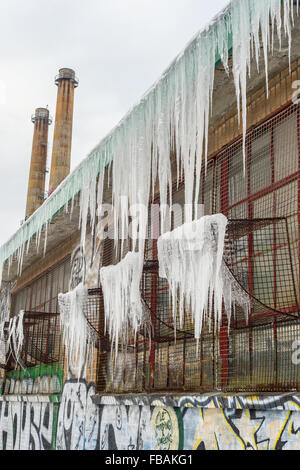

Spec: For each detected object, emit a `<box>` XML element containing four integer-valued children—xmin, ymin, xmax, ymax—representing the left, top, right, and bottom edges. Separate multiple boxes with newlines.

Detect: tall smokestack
<box><xmin>25</xmin><ymin>108</ymin><xmax>52</xmax><ymax>219</ymax></box>
<box><xmin>49</xmin><ymin>68</ymin><xmax>78</xmax><ymax>194</ymax></box>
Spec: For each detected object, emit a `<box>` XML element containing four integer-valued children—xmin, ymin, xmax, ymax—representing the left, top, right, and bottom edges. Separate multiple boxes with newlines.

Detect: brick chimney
<box><xmin>25</xmin><ymin>108</ymin><xmax>52</xmax><ymax>218</ymax></box>
<box><xmin>49</xmin><ymin>68</ymin><xmax>78</xmax><ymax>194</ymax></box>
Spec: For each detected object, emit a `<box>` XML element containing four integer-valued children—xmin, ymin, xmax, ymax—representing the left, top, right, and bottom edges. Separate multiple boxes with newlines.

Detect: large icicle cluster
<box><xmin>157</xmin><ymin>215</ymin><xmax>250</xmax><ymax>341</ymax></box>
<box><xmin>58</xmin><ymin>283</ymin><xmax>96</xmax><ymax>377</ymax></box>
<box><xmin>100</xmin><ymin>252</ymin><xmax>146</xmax><ymax>358</ymax></box>
<box><xmin>0</xmin><ymin>0</ymin><xmax>296</xmax><ymax>290</ymax></box>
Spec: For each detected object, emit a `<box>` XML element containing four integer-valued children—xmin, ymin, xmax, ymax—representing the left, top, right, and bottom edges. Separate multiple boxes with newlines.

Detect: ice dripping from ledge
<box><xmin>157</xmin><ymin>215</ymin><xmax>250</xmax><ymax>342</ymax></box>
<box><xmin>58</xmin><ymin>283</ymin><xmax>96</xmax><ymax>377</ymax></box>
<box><xmin>100</xmin><ymin>252</ymin><xmax>146</xmax><ymax>359</ymax></box>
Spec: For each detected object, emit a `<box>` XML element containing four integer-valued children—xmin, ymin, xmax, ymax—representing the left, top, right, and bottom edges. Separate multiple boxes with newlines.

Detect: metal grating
<box><xmin>1</xmin><ymin>312</ymin><xmax>64</xmax><ymax>372</ymax></box>
<box><xmin>3</xmin><ymin>103</ymin><xmax>298</xmax><ymax>395</ymax></box>
<box><xmin>224</xmin><ymin>217</ymin><xmax>299</xmax><ymax>327</ymax></box>
<box><xmin>12</xmin><ymin>257</ymin><xmax>71</xmax><ymax>316</ymax></box>
<box><xmin>93</xmin><ymin>103</ymin><xmax>300</xmax><ymax>394</ymax></box>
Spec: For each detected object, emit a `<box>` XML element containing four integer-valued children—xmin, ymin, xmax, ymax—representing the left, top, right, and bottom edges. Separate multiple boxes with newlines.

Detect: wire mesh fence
<box><xmin>3</xmin><ymin>103</ymin><xmax>300</xmax><ymax>395</ymax></box>
<box><xmin>89</xmin><ymin>211</ymin><xmax>300</xmax><ymax>394</ymax></box>
<box><xmin>91</xmin><ymin>103</ymin><xmax>300</xmax><ymax>394</ymax></box>
<box><xmin>1</xmin><ymin>312</ymin><xmax>64</xmax><ymax>373</ymax></box>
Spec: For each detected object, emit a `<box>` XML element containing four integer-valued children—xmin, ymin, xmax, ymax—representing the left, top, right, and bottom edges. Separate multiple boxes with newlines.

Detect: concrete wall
<box><xmin>1</xmin><ymin>379</ymin><xmax>300</xmax><ymax>450</ymax></box>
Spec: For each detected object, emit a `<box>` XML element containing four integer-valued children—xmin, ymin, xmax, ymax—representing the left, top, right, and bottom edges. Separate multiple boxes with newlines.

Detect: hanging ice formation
<box><xmin>8</xmin><ymin>311</ymin><xmax>25</xmax><ymax>367</ymax></box>
<box><xmin>58</xmin><ymin>283</ymin><xmax>96</xmax><ymax>377</ymax></box>
<box><xmin>0</xmin><ymin>311</ymin><xmax>25</xmax><ymax>368</ymax></box>
<box><xmin>0</xmin><ymin>321</ymin><xmax>6</xmax><ymax>365</ymax></box>
<box><xmin>0</xmin><ymin>282</ymin><xmax>14</xmax><ymax>324</ymax></box>
<box><xmin>100</xmin><ymin>252</ymin><xmax>149</xmax><ymax>359</ymax></box>
<box><xmin>157</xmin><ymin>215</ymin><xmax>250</xmax><ymax>341</ymax></box>
<box><xmin>0</xmin><ymin>0</ymin><xmax>296</xmax><ymax>293</ymax></box>
<box><xmin>222</xmin><ymin>264</ymin><xmax>251</xmax><ymax>327</ymax></box>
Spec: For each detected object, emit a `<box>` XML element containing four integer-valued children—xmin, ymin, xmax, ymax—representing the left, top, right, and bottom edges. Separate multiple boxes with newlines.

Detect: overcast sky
<box><xmin>0</xmin><ymin>0</ymin><xmax>229</xmax><ymax>247</ymax></box>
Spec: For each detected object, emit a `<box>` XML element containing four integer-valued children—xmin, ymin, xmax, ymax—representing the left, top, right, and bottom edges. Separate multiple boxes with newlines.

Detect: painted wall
<box><xmin>1</xmin><ymin>379</ymin><xmax>300</xmax><ymax>450</ymax></box>
<box><xmin>2</xmin><ymin>365</ymin><xmax>63</xmax><ymax>396</ymax></box>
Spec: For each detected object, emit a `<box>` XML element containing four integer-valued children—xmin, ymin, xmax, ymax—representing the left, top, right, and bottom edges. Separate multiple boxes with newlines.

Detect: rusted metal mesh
<box><xmin>4</xmin><ymin>104</ymin><xmax>300</xmax><ymax>394</ymax></box>
<box><xmin>1</xmin><ymin>312</ymin><xmax>64</xmax><ymax>372</ymax></box>
<box><xmin>93</xmin><ymin>104</ymin><xmax>300</xmax><ymax>394</ymax></box>
<box><xmin>90</xmin><ymin>216</ymin><xmax>299</xmax><ymax>393</ymax></box>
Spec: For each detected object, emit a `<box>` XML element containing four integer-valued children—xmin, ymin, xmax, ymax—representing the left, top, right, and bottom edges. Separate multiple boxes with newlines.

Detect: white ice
<box><xmin>158</xmin><ymin>215</ymin><xmax>250</xmax><ymax>342</ymax></box>
<box><xmin>1</xmin><ymin>310</ymin><xmax>25</xmax><ymax>369</ymax></box>
<box><xmin>100</xmin><ymin>252</ymin><xmax>145</xmax><ymax>359</ymax></box>
<box><xmin>58</xmin><ymin>283</ymin><xmax>95</xmax><ymax>377</ymax></box>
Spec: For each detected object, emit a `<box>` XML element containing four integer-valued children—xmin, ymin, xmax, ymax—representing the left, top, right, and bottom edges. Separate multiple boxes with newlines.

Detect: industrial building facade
<box><xmin>0</xmin><ymin>2</ymin><xmax>300</xmax><ymax>451</ymax></box>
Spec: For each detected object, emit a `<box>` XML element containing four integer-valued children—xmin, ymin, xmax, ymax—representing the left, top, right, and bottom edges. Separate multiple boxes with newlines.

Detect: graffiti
<box><xmin>93</xmin><ymin>392</ymin><xmax>300</xmax><ymax>411</ymax></box>
<box><xmin>55</xmin><ymin>380</ymin><xmax>177</xmax><ymax>450</ymax></box>
<box><xmin>70</xmin><ymin>228</ymin><xmax>104</xmax><ymax>293</ymax></box>
<box><xmin>99</xmin><ymin>404</ymin><xmax>153</xmax><ymax>450</ymax></box>
<box><xmin>3</xmin><ymin>365</ymin><xmax>63</xmax><ymax>396</ymax></box>
<box><xmin>176</xmin><ymin>394</ymin><xmax>300</xmax><ymax>411</ymax></box>
<box><xmin>152</xmin><ymin>407</ymin><xmax>179</xmax><ymax>450</ymax></box>
<box><xmin>181</xmin><ymin>406</ymin><xmax>300</xmax><ymax>451</ymax></box>
<box><xmin>0</xmin><ymin>400</ymin><xmax>56</xmax><ymax>450</ymax></box>
<box><xmin>56</xmin><ymin>380</ymin><xmax>99</xmax><ymax>450</ymax></box>
<box><xmin>1</xmin><ymin>377</ymin><xmax>300</xmax><ymax>449</ymax></box>
<box><xmin>69</xmin><ymin>246</ymin><xmax>86</xmax><ymax>291</ymax></box>
<box><xmin>54</xmin><ymin>382</ymin><xmax>300</xmax><ymax>450</ymax></box>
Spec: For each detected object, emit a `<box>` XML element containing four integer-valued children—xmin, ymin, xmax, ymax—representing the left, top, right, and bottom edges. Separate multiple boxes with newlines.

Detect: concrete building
<box><xmin>0</xmin><ymin>1</ymin><xmax>300</xmax><ymax>451</ymax></box>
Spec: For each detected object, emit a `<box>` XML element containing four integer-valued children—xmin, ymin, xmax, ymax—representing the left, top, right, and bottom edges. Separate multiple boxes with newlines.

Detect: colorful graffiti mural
<box><xmin>1</xmin><ymin>378</ymin><xmax>300</xmax><ymax>450</ymax></box>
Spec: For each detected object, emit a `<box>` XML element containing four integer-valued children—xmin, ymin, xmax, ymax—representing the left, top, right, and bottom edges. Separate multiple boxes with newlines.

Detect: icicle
<box><xmin>12</xmin><ymin>310</ymin><xmax>24</xmax><ymax>365</ymax></box>
<box><xmin>222</xmin><ymin>264</ymin><xmax>251</xmax><ymax>329</ymax></box>
<box><xmin>0</xmin><ymin>282</ymin><xmax>13</xmax><ymax>324</ymax></box>
<box><xmin>231</xmin><ymin>0</ymin><xmax>293</xmax><ymax>173</ymax></box>
<box><xmin>58</xmin><ymin>283</ymin><xmax>96</xmax><ymax>378</ymax></box>
<box><xmin>5</xmin><ymin>310</ymin><xmax>25</xmax><ymax>369</ymax></box>
<box><xmin>0</xmin><ymin>321</ymin><xmax>7</xmax><ymax>365</ymax></box>
<box><xmin>157</xmin><ymin>215</ymin><xmax>249</xmax><ymax>343</ymax></box>
<box><xmin>0</xmin><ymin>0</ymin><xmax>296</xmax><ymax>287</ymax></box>
<box><xmin>100</xmin><ymin>252</ymin><xmax>148</xmax><ymax>360</ymax></box>
<box><xmin>43</xmin><ymin>221</ymin><xmax>49</xmax><ymax>257</ymax></box>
